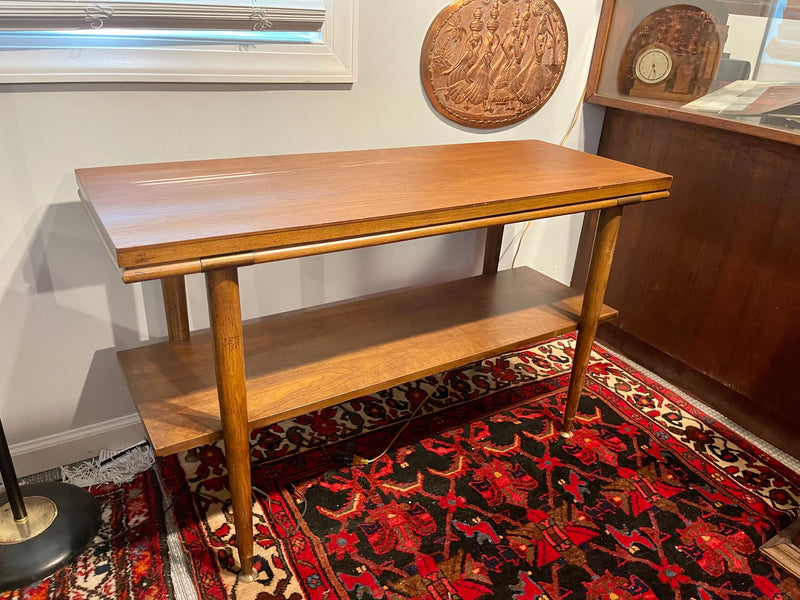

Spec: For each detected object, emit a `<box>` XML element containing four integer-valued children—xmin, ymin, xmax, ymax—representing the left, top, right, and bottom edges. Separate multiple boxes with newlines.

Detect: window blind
<box><xmin>0</xmin><ymin>0</ymin><xmax>326</xmax><ymax>32</ymax></box>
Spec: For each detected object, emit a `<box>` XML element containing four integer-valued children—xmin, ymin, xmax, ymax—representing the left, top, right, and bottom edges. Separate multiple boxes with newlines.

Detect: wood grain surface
<box><xmin>205</xmin><ymin>267</ymin><xmax>253</xmax><ymax>578</ymax></box>
<box><xmin>80</xmin><ymin>140</ymin><xmax>672</xmax><ymax>581</ymax></box>
<box><xmin>119</xmin><ymin>266</ymin><xmax>617</xmax><ymax>456</ymax></box>
<box><xmin>76</xmin><ymin>140</ymin><xmax>671</xmax><ymax>269</ymax></box>
<box><xmin>562</xmin><ymin>206</ymin><xmax>622</xmax><ymax>436</ymax></box>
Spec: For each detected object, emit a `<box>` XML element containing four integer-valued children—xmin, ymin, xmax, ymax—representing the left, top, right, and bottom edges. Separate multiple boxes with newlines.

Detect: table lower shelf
<box><xmin>118</xmin><ymin>266</ymin><xmax>617</xmax><ymax>456</ymax></box>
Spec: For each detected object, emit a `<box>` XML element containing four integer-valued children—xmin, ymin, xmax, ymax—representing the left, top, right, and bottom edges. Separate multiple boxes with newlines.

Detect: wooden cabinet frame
<box><xmin>585</xmin><ymin>0</ymin><xmax>800</xmax><ymax>147</ymax></box>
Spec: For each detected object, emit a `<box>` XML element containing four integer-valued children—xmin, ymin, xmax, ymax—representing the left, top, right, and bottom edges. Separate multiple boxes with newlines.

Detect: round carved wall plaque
<box><xmin>421</xmin><ymin>0</ymin><xmax>568</xmax><ymax>129</ymax></box>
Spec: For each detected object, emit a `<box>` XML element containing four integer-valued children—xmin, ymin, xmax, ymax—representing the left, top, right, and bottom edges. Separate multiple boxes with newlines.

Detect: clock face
<box><xmin>634</xmin><ymin>46</ymin><xmax>673</xmax><ymax>85</ymax></box>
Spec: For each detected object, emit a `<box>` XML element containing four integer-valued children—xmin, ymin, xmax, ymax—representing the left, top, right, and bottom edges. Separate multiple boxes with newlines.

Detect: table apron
<box><xmin>122</xmin><ymin>191</ymin><xmax>668</xmax><ymax>283</ymax></box>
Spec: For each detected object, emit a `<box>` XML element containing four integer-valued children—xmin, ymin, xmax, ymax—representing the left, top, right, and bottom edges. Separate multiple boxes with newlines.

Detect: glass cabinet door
<box><xmin>587</xmin><ymin>0</ymin><xmax>800</xmax><ymax>143</ymax></box>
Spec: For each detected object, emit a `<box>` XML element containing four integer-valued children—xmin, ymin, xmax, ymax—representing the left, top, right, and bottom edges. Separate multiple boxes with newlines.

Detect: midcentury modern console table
<box><xmin>76</xmin><ymin>140</ymin><xmax>671</xmax><ymax>580</ymax></box>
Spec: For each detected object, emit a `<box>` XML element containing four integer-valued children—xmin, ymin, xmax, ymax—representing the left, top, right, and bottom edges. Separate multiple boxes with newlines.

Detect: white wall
<box><xmin>0</xmin><ymin>1</ymin><xmax>606</xmax><ymax>475</ymax></box>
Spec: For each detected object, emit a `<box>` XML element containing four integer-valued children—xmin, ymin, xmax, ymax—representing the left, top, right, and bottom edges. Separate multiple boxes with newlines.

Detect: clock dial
<box><xmin>634</xmin><ymin>47</ymin><xmax>673</xmax><ymax>85</ymax></box>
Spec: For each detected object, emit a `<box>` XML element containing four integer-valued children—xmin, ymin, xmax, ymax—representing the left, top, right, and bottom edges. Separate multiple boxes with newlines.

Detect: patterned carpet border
<box><xmin>584</xmin><ymin>345</ymin><xmax>800</xmax><ymax>516</ymax></box>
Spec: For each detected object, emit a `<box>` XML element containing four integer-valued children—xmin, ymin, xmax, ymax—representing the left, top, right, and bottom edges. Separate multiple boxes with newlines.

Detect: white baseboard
<box><xmin>8</xmin><ymin>414</ymin><xmax>146</xmax><ymax>478</ymax></box>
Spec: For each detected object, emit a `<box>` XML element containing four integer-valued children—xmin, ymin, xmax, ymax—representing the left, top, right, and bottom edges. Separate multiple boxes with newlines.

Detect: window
<box><xmin>0</xmin><ymin>0</ymin><xmax>356</xmax><ymax>83</ymax></box>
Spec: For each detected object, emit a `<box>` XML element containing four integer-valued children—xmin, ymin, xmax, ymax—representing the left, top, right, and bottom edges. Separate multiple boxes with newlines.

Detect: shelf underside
<box><xmin>118</xmin><ymin>267</ymin><xmax>617</xmax><ymax>456</ymax></box>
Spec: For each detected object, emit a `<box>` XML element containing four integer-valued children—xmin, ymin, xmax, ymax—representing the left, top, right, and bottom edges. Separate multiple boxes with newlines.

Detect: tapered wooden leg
<box><xmin>561</xmin><ymin>206</ymin><xmax>623</xmax><ymax>438</ymax></box>
<box><xmin>161</xmin><ymin>275</ymin><xmax>190</xmax><ymax>342</ymax></box>
<box><xmin>205</xmin><ymin>267</ymin><xmax>254</xmax><ymax>582</ymax></box>
<box><xmin>482</xmin><ymin>225</ymin><xmax>504</xmax><ymax>275</ymax></box>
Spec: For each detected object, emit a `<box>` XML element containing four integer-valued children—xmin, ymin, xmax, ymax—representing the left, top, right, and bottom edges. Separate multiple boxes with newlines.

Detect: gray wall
<box><xmin>0</xmin><ymin>1</ymin><xmax>606</xmax><ymax>474</ymax></box>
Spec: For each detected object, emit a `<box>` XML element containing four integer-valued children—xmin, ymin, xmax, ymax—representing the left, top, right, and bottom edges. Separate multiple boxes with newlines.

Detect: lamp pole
<box><xmin>0</xmin><ymin>419</ymin><xmax>26</xmax><ymax>522</ymax></box>
<box><xmin>0</xmin><ymin>416</ymin><xmax>101</xmax><ymax>591</ymax></box>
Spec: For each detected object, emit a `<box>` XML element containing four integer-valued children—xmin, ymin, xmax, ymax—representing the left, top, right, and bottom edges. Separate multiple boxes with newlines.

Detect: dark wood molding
<box><xmin>585</xmin><ymin>93</ymin><xmax>800</xmax><ymax>148</ymax></box>
<box><xmin>584</xmin><ymin>0</ymin><xmax>616</xmax><ymax>102</ymax></box>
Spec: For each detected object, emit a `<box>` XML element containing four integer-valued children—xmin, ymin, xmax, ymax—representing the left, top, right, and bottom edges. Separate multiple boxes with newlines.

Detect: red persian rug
<box><xmin>159</xmin><ymin>334</ymin><xmax>800</xmax><ymax>600</ymax></box>
<box><xmin>0</xmin><ymin>468</ymin><xmax>172</xmax><ymax>600</ymax></box>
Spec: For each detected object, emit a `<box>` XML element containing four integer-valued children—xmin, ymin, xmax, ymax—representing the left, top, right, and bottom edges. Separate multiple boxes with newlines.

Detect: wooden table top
<box><xmin>76</xmin><ymin>140</ymin><xmax>672</xmax><ymax>269</ymax></box>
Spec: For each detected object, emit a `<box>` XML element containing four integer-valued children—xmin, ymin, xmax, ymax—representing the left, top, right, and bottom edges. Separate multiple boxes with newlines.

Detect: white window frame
<box><xmin>0</xmin><ymin>0</ymin><xmax>357</xmax><ymax>83</ymax></box>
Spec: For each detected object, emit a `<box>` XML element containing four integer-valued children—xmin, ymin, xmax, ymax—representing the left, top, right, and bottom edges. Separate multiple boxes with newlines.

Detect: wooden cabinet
<box><xmin>573</xmin><ymin>108</ymin><xmax>800</xmax><ymax>458</ymax></box>
<box><xmin>579</xmin><ymin>0</ymin><xmax>800</xmax><ymax>460</ymax></box>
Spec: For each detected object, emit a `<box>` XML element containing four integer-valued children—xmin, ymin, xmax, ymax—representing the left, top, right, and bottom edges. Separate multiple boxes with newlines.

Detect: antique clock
<box><xmin>633</xmin><ymin>44</ymin><xmax>674</xmax><ymax>85</ymax></box>
<box><xmin>618</xmin><ymin>4</ymin><xmax>727</xmax><ymax>102</ymax></box>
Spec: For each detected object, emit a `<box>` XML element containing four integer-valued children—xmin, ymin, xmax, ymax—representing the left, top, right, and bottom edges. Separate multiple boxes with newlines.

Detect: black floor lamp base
<box><xmin>0</xmin><ymin>481</ymin><xmax>100</xmax><ymax>591</ymax></box>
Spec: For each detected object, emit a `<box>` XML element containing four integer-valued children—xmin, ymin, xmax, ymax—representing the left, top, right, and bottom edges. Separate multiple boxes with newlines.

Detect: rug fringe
<box><xmin>61</xmin><ymin>441</ymin><xmax>154</xmax><ymax>488</ymax></box>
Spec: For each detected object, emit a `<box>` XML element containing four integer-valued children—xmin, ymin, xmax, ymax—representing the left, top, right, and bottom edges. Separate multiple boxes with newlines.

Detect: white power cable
<box><xmin>510</xmin><ymin>83</ymin><xmax>588</xmax><ymax>269</ymax></box>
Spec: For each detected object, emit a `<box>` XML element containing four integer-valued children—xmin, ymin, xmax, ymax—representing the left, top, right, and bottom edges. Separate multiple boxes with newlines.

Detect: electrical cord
<box><xmin>510</xmin><ymin>82</ymin><xmax>588</xmax><ymax>269</ymax></box>
<box><xmin>252</xmin><ymin>482</ymin><xmax>307</xmax><ymax>539</ymax></box>
<box><xmin>96</xmin><ymin>377</ymin><xmax>440</xmax><ymax>543</ymax></box>
<box><xmin>350</xmin><ymin>375</ymin><xmax>442</xmax><ymax>467</ymax></box>
<box><xmin>100</xmin><ymin>497</ymin><xmax>174</xmax><ymax>544</ymax></box>
<box><xmin>240</xmin><ymin>376</ymin><xmax>442</xmax><ymax>542</ymax></box>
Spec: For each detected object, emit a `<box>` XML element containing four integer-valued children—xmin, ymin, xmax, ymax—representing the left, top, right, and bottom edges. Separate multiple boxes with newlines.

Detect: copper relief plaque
<box><xmin>421</xmin><ymin>0</ymin><xmax>568</xmax><ymax>129</ymax></box>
